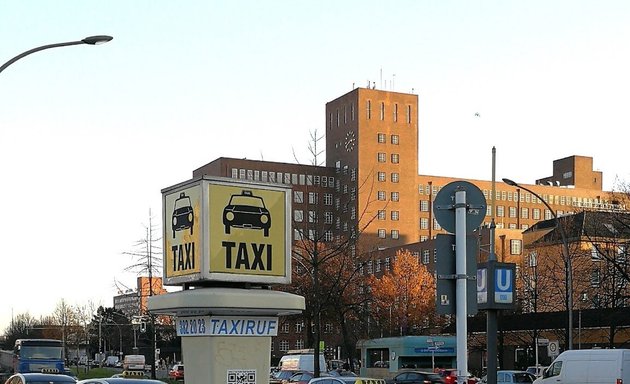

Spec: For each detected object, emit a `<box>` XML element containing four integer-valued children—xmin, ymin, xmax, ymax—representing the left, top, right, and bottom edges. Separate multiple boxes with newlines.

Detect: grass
<box><xmin>67</xmin><ymin>367</ymin><xmax>177</xmax><ymax>383</ymax></box>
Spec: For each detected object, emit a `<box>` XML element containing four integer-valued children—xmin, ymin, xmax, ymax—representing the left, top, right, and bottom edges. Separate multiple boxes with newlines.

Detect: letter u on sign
<box><xmin>494</xmin><ymin>268</ymin><xmax>513</xmax><ymax>303</ymax></box>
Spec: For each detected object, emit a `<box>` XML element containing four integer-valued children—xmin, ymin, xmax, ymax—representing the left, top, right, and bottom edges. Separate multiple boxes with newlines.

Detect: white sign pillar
<box><xmin>149</xmin><ymin>287</ymin><xmax>305</xmax><ymax>384</ymax></box>
<box><xmin>455</xmin><ymin>189</ymin><xmax>468</xmax><ymax>384</ymax></box>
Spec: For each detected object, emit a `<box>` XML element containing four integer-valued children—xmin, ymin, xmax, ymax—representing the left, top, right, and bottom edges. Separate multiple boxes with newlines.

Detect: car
<box><xmin>390</xmin><ymin>370</ymin><xmax>445</xmax><ymax>384</ymax></box>
<box><xmin>269</xmin><ymin>370</ymin><xmax>299</xmax><ymax>384</ymax></box>
<box><xmin>110</xmin><ymin>371</ymin><xmax>149</xmax><ymax>379</ymax></box>
<box><xmin>480</xmin><ymin>371</ymin><xmax>535</xmax><ymax>384</ymax></box>
<box><xmin>438</xmin><ymin>369</ymin><xmax>478</xmax><ymax>384</ymax></box>
<box><xmin>287</xmin><ymin>371</ymin><xmax>331</xmax><ymax>384</ymax></box>
<box><xmin>524</xmin><ymin>366</ymin><xmax>547</xmax><ymax>378</ymax></box>
<box><xmin>75</xmin><ymin>377</ymin><xmax>163</xmax><ymax>384</ymax></box>
<box><xmin>172</xmin><ymin>192</ymin><xmax>195</xmax><ymax>238</ymax></box>
<box><xmin>309</xmin><ymin>377</ymin><xmax>386</xmax><ymax>384</ymax></box>
<box><xmin>3</xmin><ymin>372</ymin><xmax>78</xmax><ymax>384</ymax></box>
<box><xmin>222</xmin><ymin>190</ymin><xmax>271</xmax><ymax>237</ymax></box>
<box><xmin>168</xmin><ymin>364</ymin><xmax>184</xmax><ymax>381</ymax></box>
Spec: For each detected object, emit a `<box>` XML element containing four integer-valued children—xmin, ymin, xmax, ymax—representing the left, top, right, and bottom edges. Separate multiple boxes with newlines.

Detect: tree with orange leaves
<box><xmin>369</xmin><ymin>248</ymin><xmax>436</xmax><ymax>336</ymax></box>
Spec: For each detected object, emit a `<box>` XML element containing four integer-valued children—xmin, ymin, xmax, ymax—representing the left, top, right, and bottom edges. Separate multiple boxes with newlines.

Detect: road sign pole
<box><xmin>455</xmin><ymin>189</ymin><xmax>468</xmax><ymax>384</ymax></box>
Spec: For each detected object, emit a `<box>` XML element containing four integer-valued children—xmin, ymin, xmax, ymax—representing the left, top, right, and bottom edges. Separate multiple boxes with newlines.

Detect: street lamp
<box><xmin>503</xmin><ymin>178</ymin><xmax>574</xmax><ymax>350</ymax></box>
<box><xmin>0</xmin><ymin>35</ymin><xmax>113</xmax><ymax>75</ymax></box>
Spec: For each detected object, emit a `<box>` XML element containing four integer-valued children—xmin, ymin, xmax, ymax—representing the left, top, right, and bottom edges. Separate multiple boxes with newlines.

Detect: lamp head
<box><xmin>82</xmin><ymin>35</ymin><xmax>113</xmax><ymax>45</ymax></box>
<box><xmin>502</xmin><ymin>178</ymin><xmax>518</xmax><ymax>187</ymax></box>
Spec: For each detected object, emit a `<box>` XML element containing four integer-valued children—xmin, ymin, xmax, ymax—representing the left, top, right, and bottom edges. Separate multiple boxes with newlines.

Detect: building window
<box><xmin>378</xmin><ymin>172</ymin><xmax>386</xmax><ymax>182</ymax></box>
<box><xmin>391</xmin><ymin>230</ymin><xmax>399</xmax><ymax>239</ymax></box>
<box><xmin>391</xmin><ymin>211</ymin><xmax>399</xmax><ymax>221</ymax></box>
<box><xmin>378</xmin><ymin>191</ymin><xmax>386</xmax><ymax>201</ymax></box>
<box><xmin>308</xmin><ymin>211</ymin><xmax>316</xmax><ymax>223</ymax></box>
<box><xmin>406</xmin><ymin>105</ymin><xmax>412</xmax><ymax>123</ymax></box>
<box><xmin>391</xmin><ymin>154</ymin><xmax>400</xmax><ymax>164</ymax></box>
<box><xmin>324</xmin><ymin>212</ymin><xmax>333</xmax><ymax>224</ymax></box>
<box><xmin>510</xmin><ymin>239</ymin><xmax>522</xmax><ymax>255</ymax></box>
<box><xmin>391</xmin><ymin>192</ymin><xmax>399</xmax><ymax>202</ymax></box>
<box><xmin>380</xmin><ymin>102</ymin><xmax>385</xmax><ymax>120</ymax></box>
<box><xmin>508</xmin><ymin>206</ymin><xmax>516</xmax><ymax>218</ymax></box>
<box><xmin>351</xmin><ymin>103</ymin><xmax>355</xmax><ymax>121</ymax></box>
<box><xmin>532</xmin><ymin>208</ymin><xmax>540</xmax><ymax>220</ymax></box>
<box><xmin>391</xmin><ymin>173</ymin><xmax>399</xmax><ymax>183</ymax></box>
<box><xmin>420</xmin><ymin>200</ymin><xmax>429</xmax><ymax>212</ymax></box>
<box><xmin>420</xmin><ymin>217</ymin><xmax>429</xmax><ymax>229</ymax></box>
<box><xmin>325</xmin><ymin>322</ymin><xmax>334</xmax><ymax>334</ymax></box>
<box><xmin>308</xmin><ymin>192</ymin><xmax>318</xmax><ymax>204</ymax></box>
<box><xmin>262</xmin><ymin>170</ymin><xmax>268</xmax><ymax>182</ymax></box>
<box><xmin>281</xmin><ymin>322</ymin><xmax>290</xmax><ymax>333</ymax></box>
<box><xmin>231</xmin><ymin>168</ymin><xmax>238</xmax><ymax>179</ymax></box>
<box><xmin>294</xmin><ymin>229</ymin><xmax>303</xmax><ymax>240</ymax></box>
<box><xmin>591</xmin><ymin>246</ymin><xmax>602</xmax><ymax>261</ymax></box>
<box><xmin>324</xmin><ymin>230</ymin><xmax>333</xmax><ymax>242</ymax></box>
<box><xmin>296</xmin><ymin>321</ymin><xmax>304</xmax><ymax>333</ymax></box>
<box><xmin>294</xmin><ymin>191</ymin><xmax>304</xmax><ymax>204</ymax></box>
<box><xmin>377</xmin><ymin>153</ymin><xmax>386</xmax><ymax>163</ymax></box>
<box><xmin>279</xmin><ymin>340</ymin><xmax>290</xmax><ymax>352</ymax></box>
<box><xmin>393</xmin><ymin>103</ymin><xmax>398</xmax><ymax>122</ymax></box>
<box><xmin>367</xmin><ymin>100</ymin><xmax>371</xmax><ymax>119</ymax></box>
<box><xmin>294</xmin><ymin>210</ymin><xmax>303</xmax><ymax>222</ymax></box>
<box><xmin>295</xmin><ymin>340</ymin><xmax>304</xmax><ymax>349</ymax></box>
<box><xmin>422</xmin><ymin>250</ymin><xmax>430</xmax><ymax>264</ymax></box>
<box><xmin>497</xmin><ymin>206</ymin><xmax>505</xmax><ymax>217</ymax></box>
<box><xmin>324</xmin><ymin>193</ymin><xmax>333</xmax><ymax>206</ymax></box>
<box><xmin>378</xmin><ymin>133</ymin><xmax>386</xmax><ymax>143</ymax></box>
<box><xmin>378</xmin><ymin>229</ymin><xmax>386</xmax><ymax>238</ymax></box>
<box><xmin>367</xmin><ymin>260</ymin><xmax>373</xmax><ymax>274</ymax></box>
<box><xmin>239</xmin><ymin>169</ymin><xmax>246</xmax><ymax>179</ymax></box>
<box><xmin>378</xmin><ymin>210</ymin><xmax>386</xmax><ymax>220</ymax></box>
<box><xmin>521</xmin><ymin>207</ymin><xmax>529</xmax><ymax>219</ymax></box>
<box><xmin>591</xmin><ymin>269</ymin><xmax>600</xmax><ymax>287</ymax></box>
<box><xmin>391</xmin><ymin>134</ymin><xmax>399</xmax><ymax>145</ymax></box>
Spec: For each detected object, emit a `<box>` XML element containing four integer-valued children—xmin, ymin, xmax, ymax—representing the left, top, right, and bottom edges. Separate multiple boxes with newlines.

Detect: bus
<box><xmin>13</xmin><ymin>339</ymin><xmax>65</xmax><ymax>373</ymax></box>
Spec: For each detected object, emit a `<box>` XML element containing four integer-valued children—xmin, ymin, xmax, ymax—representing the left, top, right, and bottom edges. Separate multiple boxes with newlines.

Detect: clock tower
<box><xmin>325</xmin><ymin>87</ymin><xmax>419</xmax><ymax>249</ymax></box>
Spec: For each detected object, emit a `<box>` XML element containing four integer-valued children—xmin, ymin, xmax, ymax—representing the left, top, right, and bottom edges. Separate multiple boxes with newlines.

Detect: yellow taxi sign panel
<box><xmin>163</xmin><ymin>184</ymin><xmax>202</xmax><ymax>280</ymax></box>
<box><xmin>209</xmin><ymin>184</ymin><xmax>286</xmax><ymax>277</ymax></box>
<box><xmin>162</xmin><ymin>177</ymin><xmax>291</xmax><ymax>286</ymax></box>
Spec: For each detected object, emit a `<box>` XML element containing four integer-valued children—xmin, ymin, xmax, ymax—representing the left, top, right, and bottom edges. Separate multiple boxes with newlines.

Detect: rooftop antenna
<box><xmin>380</xmin><ymin>67</ymin><xmax>383</xmax><ymax>89</ymax></box>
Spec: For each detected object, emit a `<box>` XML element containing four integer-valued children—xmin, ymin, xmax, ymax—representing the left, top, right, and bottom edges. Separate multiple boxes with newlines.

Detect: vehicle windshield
<box><xmin>229</xmin><ymin>195</ymin><xmax>265</xmax><ymax>208</ymax></box>
<box><xmin>19</xmin><ymin>346</ymin><xmax>63</xmax><ymax>359</ymax></box>
<box><xmin>272</xmin><ymin>370</ymin><xmax>295</xmax><ymax>380</ymax></box>
<box><xmin>513</xmin><ymin>373</ymin><xmax>534</xmax><ymax>383</ymax></box>
<box><xmin>174</xmin><ymin>197</ymin><xmax>192</xmax><ymax>210</ymax></box>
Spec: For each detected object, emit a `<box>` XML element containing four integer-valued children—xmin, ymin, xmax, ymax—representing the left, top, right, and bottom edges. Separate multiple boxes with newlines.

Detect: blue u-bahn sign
<box><xmin>477</xmin><ymin>261</ymin><xmax>516</xmax><ymax>310</ymax></box>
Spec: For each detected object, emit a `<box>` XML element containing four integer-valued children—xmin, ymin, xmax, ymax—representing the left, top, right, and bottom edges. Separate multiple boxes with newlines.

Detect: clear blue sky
<box><xmin>1</xmin><ymin>1</ymin><xmax>629</xmax><ymax>332</ymax></box>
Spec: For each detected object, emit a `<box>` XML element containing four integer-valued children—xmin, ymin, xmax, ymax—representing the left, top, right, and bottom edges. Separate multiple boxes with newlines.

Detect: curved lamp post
<box><xmin>503</xmin><ymin>178</ymin><xmax>573</xmax><ymax>350</ymax></box>
<box><xmin>0</xmin><ymin>35</ymin><xmax>113</xmax><ymax>75</ymax></box>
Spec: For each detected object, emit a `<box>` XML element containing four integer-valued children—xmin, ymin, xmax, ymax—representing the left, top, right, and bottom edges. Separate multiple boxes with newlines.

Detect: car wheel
<box><xmin>225</xmin><ymin>225</ymin><xmax>231</xmax><ymax>234</ymax></box>
<box><xmin>190</xmin><ymin>226</ymin><xmax>193</xmax><ymax>236</ymax></box>
<box><xmin>264</xmin><ymin>228</ymin><xmax>269</xmax><ymax>237</ymax></box>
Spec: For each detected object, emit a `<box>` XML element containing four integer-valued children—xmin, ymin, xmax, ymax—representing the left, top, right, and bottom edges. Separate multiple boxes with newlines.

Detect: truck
<box><xmin>123</xmin><ymin>354</ymin><xmax>146</xmax><ymax>371</ymax></box>
<box><xmin>534</xmin><ymin>349</ymin><xmax>630</xmax><ymax>384</ymax></box>
<box><xmin>1</xmin><ymin>339</ymin><xmax>65</xmax><ymax>374</ymax></box>
<box><xmin>104</xmin><ymin>356</ymin><xmax>120</xmax><ymax>367</ymax></box>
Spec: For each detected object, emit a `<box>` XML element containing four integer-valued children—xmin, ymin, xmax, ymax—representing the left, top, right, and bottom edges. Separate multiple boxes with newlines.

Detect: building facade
<box><xmin>190</xmin><ymin>86</ymin><xmax>624</xmax><ymax>360</ymax></box>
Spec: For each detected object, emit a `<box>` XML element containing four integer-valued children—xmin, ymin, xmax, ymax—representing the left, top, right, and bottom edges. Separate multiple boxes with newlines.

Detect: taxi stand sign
<box><xmin>162</xmin><ymin>176</ymin><xmax>292</xmax><ymax>286</ymax></box>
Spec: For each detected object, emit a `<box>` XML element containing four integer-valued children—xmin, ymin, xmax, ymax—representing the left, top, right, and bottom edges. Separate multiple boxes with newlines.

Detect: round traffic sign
<box><xmin>433</xmin><ymin>180</ymin><xmax>487</xmax><ymax>234</ymax></box>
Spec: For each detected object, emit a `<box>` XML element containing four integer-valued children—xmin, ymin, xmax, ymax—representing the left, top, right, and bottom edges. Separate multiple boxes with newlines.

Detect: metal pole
<box><xmin>455</xmin><ymin>188</ymin><xmax>468</xmax><ymax>384</ymax></box>
<box><xmin>487</xmin><ymin>147</ymin><xmax>498</xmax><ymax>384</ymax></box>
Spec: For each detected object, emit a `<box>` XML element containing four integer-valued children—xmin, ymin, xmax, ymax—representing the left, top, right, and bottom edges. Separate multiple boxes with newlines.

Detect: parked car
<box><xmin>389</xmin><ymin>370</ymin><xmax>445</xmax><ymax>384</ymax></box>
<box><xmin>309</xmin><ymin>377</ymin><xmax>386</xmax><ymax>384</ymax></box>
<box><xmin>168</xmin><ymin>364</ymin><xmax>184</xmax><ymax>381</ymax></box>
<box><xmin>269</xmin><ymin>370</ymin><xmax>299</xmax><ymax>384</ymax></box>
<box><xmin>3</xmin><ymin>372</ymin><xmax>77</xmax><ymax>384</ymax></box>
<box><xmin>480</xmin><ymin>370</ymin><xmax>535</xmax><ymax>384</ymax></box>
<box><xmin>525</xmin><ymin>366</ymin><xmax>547</xmax><ymax>378</ymax></box>
<box><xmin>438</xmin><ymin>369</ymin><xmax>478</xmax><ymax>384</ymax></box>
<box><xmin>287</xmin><ymin>371</ymin><xmax>331</xmax><ymax>384</ymax></box>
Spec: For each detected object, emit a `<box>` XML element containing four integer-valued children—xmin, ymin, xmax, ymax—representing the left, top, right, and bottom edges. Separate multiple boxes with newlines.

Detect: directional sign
<box><xmin>433</xmin><ymin>180</ymin><xmax>487</xmax><ymax>234</ymax></box>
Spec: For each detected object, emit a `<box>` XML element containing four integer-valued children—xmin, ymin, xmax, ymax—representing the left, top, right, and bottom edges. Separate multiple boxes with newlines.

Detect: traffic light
<box><xmin>140</xmin><ymin>321</ymin><xmax>147</xmax><ymax>333</ymax></box>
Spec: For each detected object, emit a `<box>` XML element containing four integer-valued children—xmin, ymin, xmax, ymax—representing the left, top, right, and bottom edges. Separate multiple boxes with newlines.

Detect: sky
<box><xmin>1</xmin><ymin>1</ymin><xmax>630</xmax><ymax>332</ymax></box>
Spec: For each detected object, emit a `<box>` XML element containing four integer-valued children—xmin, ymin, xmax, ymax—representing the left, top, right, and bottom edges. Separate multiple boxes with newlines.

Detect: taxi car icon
<box><xmin>172</xmin><ymin>192</ymin><xmax>194</xmax><ymax>238</ymax></box>
<box><xmin>223</xmin><ymin>190</ymin><xmax>271</xmax><ymax>237</ymax></box>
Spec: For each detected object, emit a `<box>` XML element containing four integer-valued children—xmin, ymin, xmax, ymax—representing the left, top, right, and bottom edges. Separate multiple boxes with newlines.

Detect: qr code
<box><xmin>227</xmin><ymin>369</ymin><xmax>256</xmax><ymax>384</ymax></box>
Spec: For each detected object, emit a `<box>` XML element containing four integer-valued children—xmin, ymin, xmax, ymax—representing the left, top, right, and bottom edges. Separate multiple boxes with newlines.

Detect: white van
<box><xmin>278</xmin><ymin>349</ymin><xmax>327</xmax><ymax>373</ymax></box>
<box><xmin>534</xmin><ymin>349</ymin><xmax>630</xmax><ymax>384</ymax></box>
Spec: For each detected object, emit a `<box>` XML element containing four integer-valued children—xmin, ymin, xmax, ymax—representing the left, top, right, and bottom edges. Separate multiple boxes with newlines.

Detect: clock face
<box><xmin>344</xmin><ymin>130</ymin><xmax>356</xmax><ymax>152</ymax></box>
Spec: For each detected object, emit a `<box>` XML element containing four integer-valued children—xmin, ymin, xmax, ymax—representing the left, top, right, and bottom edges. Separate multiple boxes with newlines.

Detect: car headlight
<box><xmin>260</xmin><ymin>214</ymin><xmax>269</xmax><ymax>224</ymax></box>
<box><xmin>226</xmin><ymin>211</ymin><xmax>235</xmax><ymax>221</ymax></box>
<box><xmin>172</xmin><ymin>217</ymin><xmax>177</xmax><ymax>226</ymax></box>
<box><xmin>188</xmin><ymin>212</ymin><xmax>193</xmax><ymax>222</ymax></box>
